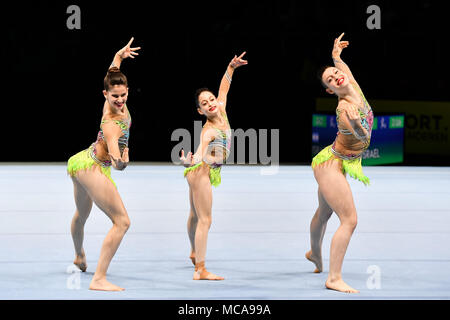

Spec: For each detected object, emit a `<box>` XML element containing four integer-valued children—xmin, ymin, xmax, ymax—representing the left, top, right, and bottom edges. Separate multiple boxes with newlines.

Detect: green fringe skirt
<box><xmin>183</xmin><ymin>162</ymin><xmax>222</xmax><ymax>187</ymax></box>
<box><xmin>67</xmin><ymin>147</ymin><xmax>116</xmax><ymax>187</ymax></box>
<box><xmin>311</xmin><ymin>145</ymin><xmax>370</xmax><ymax>186</ymax></box>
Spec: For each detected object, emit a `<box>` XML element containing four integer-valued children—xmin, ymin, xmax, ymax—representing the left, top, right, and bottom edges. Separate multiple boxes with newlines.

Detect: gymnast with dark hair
<box><xmin>67</xmin><ymin>37</ymin><xmax>140</xmax><ymax>291</ymax></box>
<box><xmin>180</xmin><ymin>52</ymin><xmax>247</xmax><ymax>280</ymax></box>
<box><xmin>306</xmin><ymin>33</ymin><xmax>374</xmax><ymax>293</ymax></box>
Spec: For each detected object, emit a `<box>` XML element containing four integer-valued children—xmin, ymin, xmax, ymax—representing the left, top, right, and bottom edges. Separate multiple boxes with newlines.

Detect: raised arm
<box><xmin>109</xmin><ymin>37</ymin><xmax>141</xmax><ymax>71</ymax></box>
<box><xmin>217</xmin><ymin>52</ymin><xmax>248</xmax><ymax>109</ymax></box>
<box><xmin>332</xmin><ymin>33</ymin><xmax>357</xmax><ymax>84</ymax></box>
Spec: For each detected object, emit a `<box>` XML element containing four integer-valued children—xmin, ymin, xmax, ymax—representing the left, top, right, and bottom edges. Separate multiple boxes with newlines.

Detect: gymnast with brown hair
<box><xmin>67</xmin><ymin>37</ymin><xmax>140</xmax><ymax>291</ymax></box>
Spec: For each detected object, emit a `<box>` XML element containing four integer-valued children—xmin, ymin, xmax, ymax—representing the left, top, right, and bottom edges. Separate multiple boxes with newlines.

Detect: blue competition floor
<box><xmin>0</xmin><ymin>164</ymin><xmax>449</xmax><ymax>300</ymax></box>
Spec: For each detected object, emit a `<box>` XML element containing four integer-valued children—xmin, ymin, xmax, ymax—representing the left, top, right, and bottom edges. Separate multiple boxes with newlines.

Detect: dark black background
<box><xmin>3</xmin><ymin>0</ymin><xmax>448</xmax><ymax>163</ymax></box>
<box><xmin>2</xmin><ymin>299</ymin><xmax>448</xmax><ymax>318</ymax></box>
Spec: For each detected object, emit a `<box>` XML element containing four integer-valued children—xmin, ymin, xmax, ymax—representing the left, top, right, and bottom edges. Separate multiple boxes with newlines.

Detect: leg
<box><xmin>186</xmin><ymin>165</ymin><xmax>224</xmax><ymax>280</ymax></box>
<box><xmin>187</xmin><ymin>187</ymin><xmax>198</xmax><ymax>265</ymax></box>
<box><xmin>313</xmin><ymin>160</ymin><xmax>359</xmax><ymax>293</ymax></box>
<box><xmin>71</xmin><ymin>178</ymin><xmax>93</xmax><ymax>272</ymax></box>
<box><xmin>306</xmin><ymin>188</ymin><xmax>333</xmax><ymax>273</ymax></box>
<box><xmin>75</xmin><ymin>166</ymin><xmax>131</xmax><ymax>291</ymax></box>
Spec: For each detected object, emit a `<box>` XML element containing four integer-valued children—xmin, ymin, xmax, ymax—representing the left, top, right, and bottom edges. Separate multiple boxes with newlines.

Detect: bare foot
<box><xmin>325</xmin><ymin>278</ymin><xmax>359</xmax><ymax>293</ymax></box>
<box><xmin>193</xmin><ymin>269</ymin><xmax>225</xmax><ymax>280</ymax></box>
<box><xmin>89</xmin><ymin>278</ymin><xmax>125</xmax><ymax>291</ymax></box>
<box><xmin>193</xmin><ymin>262</ymin><xmax>224</xmax><ymax>280</ymax></box>
<box><xmin>305</xmin><ymin>250</ymin><xmax>322</xmax><ymax>273</ymax></box>
<box><xmin>73</xmin><ymin>252</ymin><xmax>87</xmax><ymax>272</ymax></box>
<box><xmin>189</xmin><ymin>253</ymin><xmax>196</xmax><ymax>266</ymax></box>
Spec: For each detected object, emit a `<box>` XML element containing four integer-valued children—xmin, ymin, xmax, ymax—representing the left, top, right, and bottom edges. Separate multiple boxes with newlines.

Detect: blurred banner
<box><xmin>312</xmin><ymin>114</ymin><xmax>404</xmax><ymax>165</ymax></box>
<box><xmin>316</xmin><ymin>98</ymin><xmax>450</xmax><ymax>158</ymax></box>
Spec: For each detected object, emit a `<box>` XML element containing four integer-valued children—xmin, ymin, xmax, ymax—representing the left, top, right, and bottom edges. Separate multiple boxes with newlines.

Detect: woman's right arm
<box><xmin>338</xmin><ymin>102</ymin><xmax>369</xmax><ymax>141</ymax></box>
<box><xmin>102</xmin><ymin>122</ymin><xmax>129</xmax><ymax>170</ymax></box>
<box><xmin>180</xmin><ymin>128</ymin><xmax>215</xmax><ymax>167</ymax></box>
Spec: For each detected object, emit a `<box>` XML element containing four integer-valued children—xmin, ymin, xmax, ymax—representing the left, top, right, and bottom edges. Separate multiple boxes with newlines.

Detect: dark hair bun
<box><xmin>104</xmin><ymin>67</ymin><xmax>128</xmax><ymax>91</ymax></box>
<box><xmin>107</xmin><ymin>66</ymin><xmax>121</xmax><ymax>74</ymax></box>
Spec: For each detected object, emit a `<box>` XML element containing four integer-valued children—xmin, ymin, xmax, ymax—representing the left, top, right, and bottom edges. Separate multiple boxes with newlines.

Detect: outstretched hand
<box><xmin>109</xmin><ymin>148</ymin><xmax>129</xmax><ymax>170</ymax></box>
<box><xmin>180</xmin><ymin>149</ymin><xmax>193</xmax><ymax>167</ymax></box>
<box><xmin>117</xmin><ymin>37</ymin><xmax>141</xmax><ymax>60</ymax></box>
<box><xmin>229</xmin><ymin>52</ymin><xmax>248</xmax><ymax>69</ymax></box>
<box><xmin>342</xmin><ymin>104</ymin><xmax>362</xmax><ymax>128</ymax></box>
<box><xmin>332</xmin><ymin>33</ymin><xmax>349</xmax><ymax>58</ymax></box>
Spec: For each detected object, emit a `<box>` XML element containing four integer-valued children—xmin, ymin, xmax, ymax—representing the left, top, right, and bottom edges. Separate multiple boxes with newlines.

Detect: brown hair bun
<box><xmin>107</xmin><ymin>66</ymin><xmax>121</xmax><ymax>74</ymax></box>
<box><xmin>104</xmin><ymin>67</ymin><xmax>128</xmax><ymax>91</ymax></box>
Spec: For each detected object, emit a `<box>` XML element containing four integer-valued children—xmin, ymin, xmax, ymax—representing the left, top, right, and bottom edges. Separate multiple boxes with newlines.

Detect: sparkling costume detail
<box><xmin>67</xmin><ymin>109</ymin><xmax>131</xmax><ymax>187</ymax></box>
<box><xmin>312</xmin><ymin>85</ymin><xmax>373</xmax><ymax>185</ymax></box>
<box><xmin>184</xmin><ymin>111</ymin><xmax>231</xmax><ymax>187</ymax></box>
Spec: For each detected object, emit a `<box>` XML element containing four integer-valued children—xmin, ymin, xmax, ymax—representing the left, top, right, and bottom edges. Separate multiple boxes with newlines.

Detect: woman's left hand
<box><xmin>109</xmin><ymin>148</ymin><xmax>129</xmax><ymax>170</ymax></box>
<box><xmin>342</xmin><ymin>104</ymin><xmax>362</xmax><ymax>129</ymax></box>
<box><xmin>229</xmin><ymin>52</ymin><xmax>248</xmax><ymax>69</ymax></box>
<box><xmin>117</xmin><ymin>37</ymin><xmax>141</xmax><ymax>60</ymax></box>
<box><xmin>332</xmin><ymin>33</ymin><xmax>349</xmax><ymax>58</ymax></box>
<box><xmin>180</xmin><ymin>150</ymin><xmax>193</xmax><ymax>167</ymax></box>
